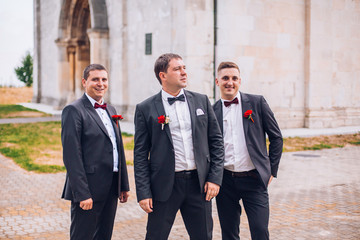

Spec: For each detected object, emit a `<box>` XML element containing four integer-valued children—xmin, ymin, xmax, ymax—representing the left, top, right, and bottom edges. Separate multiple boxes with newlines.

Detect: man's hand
<box><xmin>139</xmin><ymin>198</ymin><xmax>153</xmax><ymax>213</ymax></box>
<box><xmin>119</xmin><ymin>191</ymin><xmax>130</xmax><ymax>203</ymax></box>
<box><xmin>79</xmin><ymin>198</ymin><xmax>93</xmax><ymax>210</ymax></box>
<box><xmin>268</xmin><ymin>175</ymin><xmax>274</xmax><ymax>187</ymax></box>
<box><xmin>204</xmin><ymin>182</ymin><xmax>220</xmax><ymax>201</ymax></box>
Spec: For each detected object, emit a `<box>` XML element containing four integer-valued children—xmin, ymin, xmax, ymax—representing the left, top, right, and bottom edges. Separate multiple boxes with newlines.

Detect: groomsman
<box><xmin>61</xmin><ymin>64</ymin><xmax>130</xmax><ymax>240</ymax></box>
<box><xmin>134</xmin><ymin>53</ymin><xmax>224</xmax><ymax>239</ymax></box>
<box><xmin>213</xmin><ymin>62</ymin><xmax>283</xmax><ymax>240</ymax></box>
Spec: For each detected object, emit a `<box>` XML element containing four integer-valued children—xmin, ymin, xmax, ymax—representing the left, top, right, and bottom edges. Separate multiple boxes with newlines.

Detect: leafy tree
<box><xmin>14</xmin><ymin>52</ymin><xmax>33</xmax><ymax>87</ymax></box>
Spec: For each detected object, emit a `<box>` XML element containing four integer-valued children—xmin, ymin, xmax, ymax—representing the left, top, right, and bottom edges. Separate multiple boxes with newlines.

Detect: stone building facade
<box><xmin>33</xmin><ymin>0</ymin><xmax>360</xmax><ymax>129</ymax></box>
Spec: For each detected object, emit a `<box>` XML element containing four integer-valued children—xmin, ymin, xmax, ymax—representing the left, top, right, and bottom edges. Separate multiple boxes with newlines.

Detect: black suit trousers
<box><xmin>70</xmin><ymin>173</ymin><xmax>119</xmax><ymax>240</ymax></box>
<box><xmin>146</xmin><ymin>173</ymin><xmax>213</xmax><ymax>240</ymax></box>
<box><xmin>216</xmin><ymin>172</ymin><xmax>269</xmax><ymax>240</ymax></box>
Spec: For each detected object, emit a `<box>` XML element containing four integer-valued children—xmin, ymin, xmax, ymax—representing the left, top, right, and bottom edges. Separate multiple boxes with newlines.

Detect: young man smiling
<box><xmin>61</xmin><ymin>64</ymin><xmax>130</xmax><ymax>240</ymax></box>
<box><xmin>213</xmin><ymin>62</ymin><xmax>283</xmax><ymax>240</ymax></box>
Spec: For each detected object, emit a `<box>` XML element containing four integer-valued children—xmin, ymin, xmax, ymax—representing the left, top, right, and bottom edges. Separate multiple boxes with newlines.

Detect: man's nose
<box><xmin>225</xmin><ymin>81</ymin><xmax>233</xmax><ymax>87</ymax></box>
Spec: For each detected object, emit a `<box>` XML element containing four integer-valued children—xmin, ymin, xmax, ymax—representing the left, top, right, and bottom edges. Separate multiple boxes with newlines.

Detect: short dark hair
<box><xmin>217</xmin><ymin>62</ymin><xmax>240</xmax><ymax>74</ymax></box>
<box><xmin>83</xmin><ymin>64</ymin><xmax>107</xmax><ymax>80</ymax></box>
<box><xmin>154</xmin><ymin>53</ymin><xmax>182</xmax><ymax>84</ymax></box>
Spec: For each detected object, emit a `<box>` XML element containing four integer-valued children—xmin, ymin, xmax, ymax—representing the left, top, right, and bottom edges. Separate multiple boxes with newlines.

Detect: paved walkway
<box><xmin>1</xmin><ymin>104</ymin><xmax>360</xmax><ymax>239</ymax></box>
<box><xmin>1</xmin><ymin>146</ymin><xmax>359</xmax><ymax>239</ymax></box>
<box><xmin>0</xmin><ymin>116</ymin><xmax>61</xmax><ymax>125</ymax></box>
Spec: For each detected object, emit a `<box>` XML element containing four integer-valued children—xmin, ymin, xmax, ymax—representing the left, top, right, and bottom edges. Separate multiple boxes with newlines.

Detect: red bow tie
<box><xmin>94</xmin><ymin>102</ymin><xmax>107</xmax><ymax>110</ymax></box>
<box><xmin>224</xmin><ymin>97</ymin><xmax>239</xmax><ymax>107</ymax></box>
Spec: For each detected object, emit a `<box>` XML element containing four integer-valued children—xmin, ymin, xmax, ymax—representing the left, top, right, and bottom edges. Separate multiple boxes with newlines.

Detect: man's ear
<box><xmin>215</xmin><ymin>78</ymin><xmax>219</xmax><ymax>86</ymax></box>
<box><xmin>82</xmin><ymin>78</ymin><xmax>86</xmax><ymax>87</ymax></box>
<box><xmin>159</xmin><ymin>72</ymin><xmax>166</xmax><ymax>83</ymax></box>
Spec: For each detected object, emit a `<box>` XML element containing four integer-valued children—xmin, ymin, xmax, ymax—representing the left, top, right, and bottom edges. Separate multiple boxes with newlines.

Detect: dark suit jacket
<box><xmin>213</xmin><ymin>92</ymin><xmax>283</xmax><ymax>187</ymax></box>
<box><xmin>61</xmin><ymin>94</ymin><xmax>129</xmax><ymax>202</ymax></box>
<box><xmin>134</xmin><ymin>90</ymin><xmax>224</xmax><ymax>202</ymax></box>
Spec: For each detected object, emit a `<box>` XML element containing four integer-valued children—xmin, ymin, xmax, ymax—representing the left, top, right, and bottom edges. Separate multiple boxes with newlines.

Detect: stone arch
<box><xmin>56</xmin><ymin>0</ymin><xmax>109</xmax><ymax>105</ymax></box>
<box><xmin>88</xmin><ymin>0</ymin><xmax>108</xmax><ymax>30</ymax></box>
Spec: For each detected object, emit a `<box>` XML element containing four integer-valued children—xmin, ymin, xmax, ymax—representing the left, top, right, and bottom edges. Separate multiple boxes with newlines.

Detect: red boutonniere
<box><xmin>112</xmin><ymin>115</ymin><xmax>123</xmax><ymax>127</ymax></box>
<box><xmin>158</xmin><ymin>115</ymin><xmax>170</xmax><ymax>130</ymax></box>
<box><xmin>244</xmin><ymin>110</ymin><xmax>254</xmax><ymax>123</ymax></box>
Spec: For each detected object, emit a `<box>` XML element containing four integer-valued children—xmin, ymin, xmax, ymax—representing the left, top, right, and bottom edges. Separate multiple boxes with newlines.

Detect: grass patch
<box><xmin>303</xmin><ymin>144</ymin><xmax>335</xmax><ymax>150</ymax></box>
<box><xmin>0</xmin><ymin>121</ymin><xmax>135</xmax><ymax>173</ymax></box>
<box><xmin>0</xmin><ymin>121</ymin><xmax>64</xmax><ymax>173</ymax></box>
<box><xmin>281</xmin><ymin>133</ymin><xmax>360</xmax><ymax>152</ymax></box>
<box><xmin>0</xmin><ymin>104</ymin><xmax>50</xmax><ymax>118</ymax></box>
<box><xmin>124</xmin><ymin>138</ymin><xmax>134</xmax><ymax>150</ymax></box>
<box><xmin>122</xmin><ymin>132</ymin><xmax>134</xmax><ymax>137</ymax></box>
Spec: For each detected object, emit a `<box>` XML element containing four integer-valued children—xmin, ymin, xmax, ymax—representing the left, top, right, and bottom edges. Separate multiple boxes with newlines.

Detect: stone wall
<box><xmin>108</xmin><ymin>0</ymin><xmax>214</xmax><ymax>120</ymax></box>
<box><xmin>33</xmin><ymin>0</ymin><xmax>62</xmax><ymax>107</ymax></box>
<box><xmin>33</xmin><ymin>0</ymin><xmax>360</xmax><ymax>128</ymax></box>
<box><xmin>216</xmin><ymin>0</ymin><xmax>306</xmax><ymax>129</ymax></box>
<box><xmin>305</xmin><ymin>0</ymin><xmax>360</xmax><ymax>128</ymax></box>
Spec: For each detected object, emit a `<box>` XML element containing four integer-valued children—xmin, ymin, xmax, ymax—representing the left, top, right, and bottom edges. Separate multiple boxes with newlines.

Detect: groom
<box><xmin>213</xmin><ymin>62</ymin><xmax>283</xmax><ymax>240</ymax></box>
<box><xmin>134</xmin><ymin>53</ymin><xmax>224</xmax><ymax>239</ymax></box>
<box><xmin>61</xmin><ymin>64</ymin><xmax>130</xmax><ymax>239</ymax></box>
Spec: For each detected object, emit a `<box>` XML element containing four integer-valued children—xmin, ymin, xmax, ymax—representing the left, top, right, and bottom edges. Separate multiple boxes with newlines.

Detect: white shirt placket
<box><xmin>175</xmin><ymin>101</ymin><xmax>189</xmax><ymax>169</ymax></box>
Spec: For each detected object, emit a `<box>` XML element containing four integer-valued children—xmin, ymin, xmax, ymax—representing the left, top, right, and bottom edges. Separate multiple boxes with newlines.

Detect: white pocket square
<box><xmin>196</xmin><ymin>108</ymin><xmax>205</xmax><ymax>116</ymax></box>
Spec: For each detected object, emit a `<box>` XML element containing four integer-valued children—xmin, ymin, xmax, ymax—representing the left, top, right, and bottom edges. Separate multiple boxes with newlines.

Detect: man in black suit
<box><xmin>61</xmin><ymin>64</ymin><xmax>130</xmax><ymax>240</ymax></box>
<box><xmin>134</xmin><ymin>53</ymin><xmax>224</xmax><ymax>239</ymax></box>
<box><xmin>213</xmin><ymin>62</ymin><xmax>283</xmax><ymax>240</ymax></box>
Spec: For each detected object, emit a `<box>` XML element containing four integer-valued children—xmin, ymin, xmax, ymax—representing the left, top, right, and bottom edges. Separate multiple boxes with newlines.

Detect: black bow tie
<box><xmin>168</xmin><ymin>94</ymin><xmax>185</xmax><ymax>105</ymax></box>
<box><xmin>224</xmin><ymin>97</ymin><xmax>239</xmax><ymax>107</ymax></box>
<box><xmin>94</xmin><ymin>102</ymin><xmax>107</xmax><ymax>109</ymax></box>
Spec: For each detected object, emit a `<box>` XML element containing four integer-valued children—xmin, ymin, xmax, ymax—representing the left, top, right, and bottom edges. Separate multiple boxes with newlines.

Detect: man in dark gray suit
<box><xmin>61</xmin><ymin>64</ymin><xmax>130</xmax><ymax>240</ymax></box>
<box><xmin>134</xmin><ymin>53</ymin><xmax>224</xmax><ymax>239</ymax></box>
<box><xmin>213</xmin><ymin>62</ymin><xmax>283</xmax><ymax>240</ymax></box>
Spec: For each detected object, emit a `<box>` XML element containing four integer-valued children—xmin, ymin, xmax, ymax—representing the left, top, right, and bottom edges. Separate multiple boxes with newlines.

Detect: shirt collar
<box><xmin>161</xmin><ymin>88</ymin><xmax>185</xmax><ymax>102</ymax></box>
<box><xmin>85</xmin><ymin>93</ymin><xmax>104</xmax><ymax>107</ymax></box>
<box><xmin>221</xmin><ymin>92</ymin><xmax>241</xmax><ymax>106</ymax></box>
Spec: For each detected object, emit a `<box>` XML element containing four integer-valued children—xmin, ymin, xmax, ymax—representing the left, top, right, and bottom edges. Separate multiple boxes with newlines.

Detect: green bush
<box><xmin>14</xmin><ymin>52</ymin><xmax>33</xmax><ymax>87</ymax></box>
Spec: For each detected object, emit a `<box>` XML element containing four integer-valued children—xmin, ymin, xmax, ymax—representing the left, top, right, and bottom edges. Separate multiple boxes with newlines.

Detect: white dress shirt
<box><xmin>161</xmin><ymin>89</ymin><xmax>196</xmax><ymax>171</ymax></box>
<box><xmin>222</xmin><ymin>92</ymin><xmax>255</xmax><ymax>172</ymax></box>
<box><xmin>85</xmin><ymin>93</ymin><xmax>119</xmax><ymax>172</ymax></box>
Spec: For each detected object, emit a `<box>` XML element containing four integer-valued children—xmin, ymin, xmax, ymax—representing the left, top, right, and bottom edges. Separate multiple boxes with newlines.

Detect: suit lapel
<box><xmin>213</xmin><ymin>100</ymin><xmax>224</xmax><ymax>134</ymax></box>
<box><xmin>154</xmin><ymin>91</ymin><xmax>173</xmax><ymax>145</ymax></box>
<box><xmin>184</xmin><ymin>90</ymin><xmax>196</xmax><ymax>139</ymax></box>
<box><xmin>82</xmin><ymin>94</ymin><xmax>110</xmax><ymax>139</ymax></box>
<box><xmin>240</xmin><ymin>92</ymin><xmax>252</xmax><ymax>137</ymax></box>
<box><xmin>106</xmin><ymin>107</ymin><xmax>121</xmax><ymax>145</ymax></box>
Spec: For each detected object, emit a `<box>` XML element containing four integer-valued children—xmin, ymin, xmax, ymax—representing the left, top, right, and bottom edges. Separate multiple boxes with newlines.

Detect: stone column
<box><xmin>87</xmin><ymin>28</ymin><xmax>109</xmax><ymax>102</ymax></box>
<box><xmin>87</xmin><ymin>28</ymin><xmax>109</xmax><ymax>68</ymax></box>
<box><xmin>55</xmin><ymin>39</ymin><xmax>72</xmax><ymax>106</ymax></box>
<box><xmin>33</xmin><ymin>0</ymin><xmax>41</xmax><ymax>103</ymax></box>
<box><xmin>68</xmin><ymin>46</ymin><xmax>76</xmax><ymax>94</ymax></box>
<box><xmin>75</xmin><ymin>43</ymin><xmax>90</xmax><ymax>99</ymax></box>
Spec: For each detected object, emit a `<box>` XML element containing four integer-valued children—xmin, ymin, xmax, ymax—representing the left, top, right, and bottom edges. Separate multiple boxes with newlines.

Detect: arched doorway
<box><xmin>56</xmin><ymin>0</ymin><xmax>109</xmax><ymax>105</ymax></box>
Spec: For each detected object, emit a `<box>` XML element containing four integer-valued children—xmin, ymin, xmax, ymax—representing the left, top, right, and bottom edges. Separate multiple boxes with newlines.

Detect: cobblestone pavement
<box><xmin>1</xmin><ymin>146</ymin><xmax>360</xmax><ymax>239</ymax></box>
